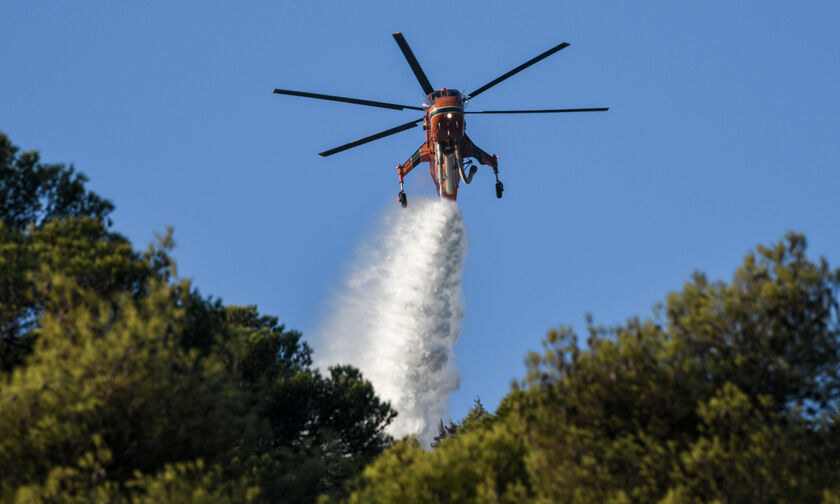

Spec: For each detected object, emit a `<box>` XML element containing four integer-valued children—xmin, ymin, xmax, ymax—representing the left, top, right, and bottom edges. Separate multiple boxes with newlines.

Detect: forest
<box><xmin>2</xmin><ymin>131</ymin><xmax>840</xmax><ymax>503</ymax></box>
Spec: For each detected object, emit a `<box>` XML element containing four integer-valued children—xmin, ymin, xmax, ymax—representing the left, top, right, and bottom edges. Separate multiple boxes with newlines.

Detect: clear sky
<box><xmin>3</xmin><ymin>1</ymin><xmax>839</xmax><ymax>421</ymax></box>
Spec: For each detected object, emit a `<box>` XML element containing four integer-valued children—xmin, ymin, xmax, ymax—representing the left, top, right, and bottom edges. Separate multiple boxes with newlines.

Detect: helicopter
<box><xmin>273</xmin><ymin>32</ymin><xmax>607</xmax><ymax>207</ymax></box>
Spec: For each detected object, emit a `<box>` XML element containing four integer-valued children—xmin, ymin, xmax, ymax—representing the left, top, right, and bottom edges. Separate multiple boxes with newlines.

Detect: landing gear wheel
<box><xmin>495</xmin><ymin>181</ymin><xmax>504</xmax><ymax>199</ymax></box>
<box><xmin>398</xmin><ymin>191</ymin><xmax>407</xmax><ymax>208</ymax></box>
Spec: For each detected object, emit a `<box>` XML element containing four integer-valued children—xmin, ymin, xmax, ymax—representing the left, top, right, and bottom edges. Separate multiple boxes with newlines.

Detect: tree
<box><xmin>222</xmin><ymin>305</ymin><xmax>396</xmax><ymax>501</ymax></box>
<box><xmin>0</xmin><ymin>132</ymin><xmax>157</xmax><ymax>372</ymax></box>
<box><xmin>339</xmin><ymin>233</ymin><xmax>840</xmax><ymax>503</ymax></box>
<box><xmin>431</xmin><ymin>397</ymin><xmax>488</xmax><ymax>448</ymax></box>
<box><xmin>431</xmin><ymin>419</ymin><xmax>459</xmax><ymax>449</ymax></box>
<box><xmin>519</xmin><ymin>233</ymin><xmax>839</xmax><ymax>503</ymax></box>
<box><xmin>0</xmin><ymin>218</ymin><xmax>161</xmax><ymax>371</ymax></box>
<box><xmin>343</xmin><ymin>420</ymin><xmax>530</xmax><ymax>504</ymax></box>
<box><xmin>0</xmin><ymin>131</ymin><xmax>113</xmax><ymax>230</ymax></box>
<box><xmin>0</xmin><ymin>278</ymin><xmax>251</xmax><ymax>496</ymax></box>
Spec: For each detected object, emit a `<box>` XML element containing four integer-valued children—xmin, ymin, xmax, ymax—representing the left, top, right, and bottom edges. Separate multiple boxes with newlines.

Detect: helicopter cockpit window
<box><xmin>446</xmin><ymin>90</ymin><xmax>458</xmax><ymax>96</ymax></box>
<box><xmin>431</xmin><ymin>91</ymin><xmax>442</xmax><ymax>98</ymax></box>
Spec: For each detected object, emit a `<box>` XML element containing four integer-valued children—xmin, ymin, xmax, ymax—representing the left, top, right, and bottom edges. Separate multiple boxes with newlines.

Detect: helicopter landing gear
<box><xmin>458</xmin><ymin>157</ymin><xmax>478</xmax><ymax>185</ymax></box>
<box><xmin>397</xmin><ymin>168</ymin><xmax>408</xmax><ymax>208</ymax></box>
<box><xmin>493</xmin><ymin>160</ymin><xmax>503</xmax><ymax>199</ymax></box>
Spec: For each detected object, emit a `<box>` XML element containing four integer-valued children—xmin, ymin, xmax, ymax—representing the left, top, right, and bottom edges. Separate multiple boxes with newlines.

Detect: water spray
<box><xmin>315</xmin><ymin>198</ymin><xmax>467</xmax><ymax>446</ymax></box>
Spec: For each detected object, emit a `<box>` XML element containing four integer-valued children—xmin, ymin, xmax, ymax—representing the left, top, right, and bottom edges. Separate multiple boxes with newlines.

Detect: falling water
<box><xmin>315</xmin><ymin>197</ymin><xmax>467</xmax><ymax>446</ymax></box>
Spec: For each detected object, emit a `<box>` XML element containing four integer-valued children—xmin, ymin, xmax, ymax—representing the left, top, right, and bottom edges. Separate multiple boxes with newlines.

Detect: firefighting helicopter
<box><xmin>273</xmin><ymin>32</ymin><xmax>607</xmax><ymax>207</ymax></box>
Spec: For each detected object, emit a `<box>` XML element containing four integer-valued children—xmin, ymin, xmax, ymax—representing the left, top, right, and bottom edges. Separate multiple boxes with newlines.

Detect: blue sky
<box><xmin>2</xmin><ymin>1</ymin><xmax>839</xmax><ymax>421</ymax></box>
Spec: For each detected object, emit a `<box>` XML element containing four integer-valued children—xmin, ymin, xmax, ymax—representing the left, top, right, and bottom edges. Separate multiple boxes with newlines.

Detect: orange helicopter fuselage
<box><xmin>423</xmin><ymin>89</ymin><xmax>466</xmax><ymax>199</ymax></box>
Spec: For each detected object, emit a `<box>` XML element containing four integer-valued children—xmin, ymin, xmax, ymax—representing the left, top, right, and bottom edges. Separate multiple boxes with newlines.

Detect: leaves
<box><xmin>0</xmin><ymin>131</ymin><xmax>113</xmax><ymax>231</ymax></box>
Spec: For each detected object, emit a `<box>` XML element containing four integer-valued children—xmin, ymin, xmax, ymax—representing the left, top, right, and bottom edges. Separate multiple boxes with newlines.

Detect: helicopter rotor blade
<box><xmin>273</xmin><ymin>89</ymin><xmax>424</xmax><ymax>111</ymax></box>
<box><xmin>465</xmin><ymin>107</ymin><xmax>609</xmax><ymax>114</ymax></box>
<box><xmin>392</xmin><ymin>32</ymin><xmax>435</xmax><ymax>95</ymax></box>
<box><xmin>467</xmin><ymin>42</ymin><xmax>570</xmax><ymax>100</ymax></box>
<box><xmin>319</xmin><ymin>118</ymin><xmax>423</xmax><ymax>157</ymax></box>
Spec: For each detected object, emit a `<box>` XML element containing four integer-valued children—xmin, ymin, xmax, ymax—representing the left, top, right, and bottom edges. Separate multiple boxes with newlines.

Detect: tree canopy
<box><xmin>0</xmin><ymin>132</ymin><xmax>113</xmax><ymax>231</ymax></box>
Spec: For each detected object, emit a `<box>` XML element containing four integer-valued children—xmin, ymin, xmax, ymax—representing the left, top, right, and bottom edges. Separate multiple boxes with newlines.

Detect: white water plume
<box><xmin>315</xmin><ymin>197</ymin><xmax>467</xmax><ymax>446</ymax></box>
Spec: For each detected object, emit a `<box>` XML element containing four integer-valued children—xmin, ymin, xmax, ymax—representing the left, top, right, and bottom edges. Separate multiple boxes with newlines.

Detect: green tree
<box><xmin>221</xmin><ymin>305</ymin><xmax>396</xmax><ymax>501</ymax></box>
<box><xmin>431</xmin><ymin>397</ymin><xmax>488</xmax><ymax>448</ymax></box>
<box><xmin>0</xmin><ymin>132</ymin><xmax>158</xmax><ymax>371</ymax></box>
<box><xmin>518</xmin><ymin>233</ymin><xmax>839</xmax><ymax>503</ymax></box>
<box><xmin>0</xmin><ymin>277</ymin><xmax>252</xmax><ymax>497</ymax></box>
<box><xmin>0</xmin><ymin>218</ymin><xmax>163</xmax><ymax>371</ymax></box>
<box><xmin>0</xmin><ymin>131</ymin><xmax>113</xmax><ymax>230</ymax></box>
<box><xmin>343</xmin><ymin>419</ymin><xmax>530</xmax><ymax>504</ymax></box>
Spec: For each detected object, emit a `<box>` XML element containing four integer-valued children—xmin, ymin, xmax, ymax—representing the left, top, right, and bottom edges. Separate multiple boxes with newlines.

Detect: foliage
<box><xmin>0</xmin><ymin>131</ymin><xmax>113</xmax><ymax>231</ymax></box>
<box><xmin>431</xmin><ymin>397</ymin><xmax>488</xmax><ymax>448</ymax></box>
<box><xmin>343</xmin><ymin>420</ymin><xmax>530</xmax><ymax>504</ymax></box>
<box><xmin>339</xmin><ymin>232</ymin><xmax>840</xmax><ymax>503</ymax></box>
<box><xmin>0</xmin><ymin>217</ymin><xmax>160</xmax><ymax>371</ymax></box>
<box><xmin>0</xmin><ymin>132</ymin><xmax>162</xmax><ymax>371</ymax></box>
<box><xmin>0</xmin><ymin>133</ymin><xmax>395</xmax><ymax>503</ymax></box>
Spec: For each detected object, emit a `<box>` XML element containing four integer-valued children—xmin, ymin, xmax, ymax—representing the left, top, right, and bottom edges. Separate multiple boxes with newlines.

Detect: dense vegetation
<box><xmin>3</xmin><ymin>131</ymin><xmax>840</xmax><ymax>503</ymax></box>
<box><xmin>0</xmin><ymin>133</ymin><xmax>394</xmax><ymax>502</ymax></box>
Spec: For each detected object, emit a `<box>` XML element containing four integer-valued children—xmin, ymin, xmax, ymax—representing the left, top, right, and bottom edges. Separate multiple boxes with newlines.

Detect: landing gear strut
<box><xmin>459</xmin><ymin>159</ymin><xmax>477</xmax><ymax>185</ymax></box>
<box><xmin>397</xmin><ymin>166</ymin><xmax>408</xmax><ymax>208</ymax></box>
<box><xmin>493</xmin><ymin>159</ymin><xmax>503</xmax><ymax>199</ymax></box>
